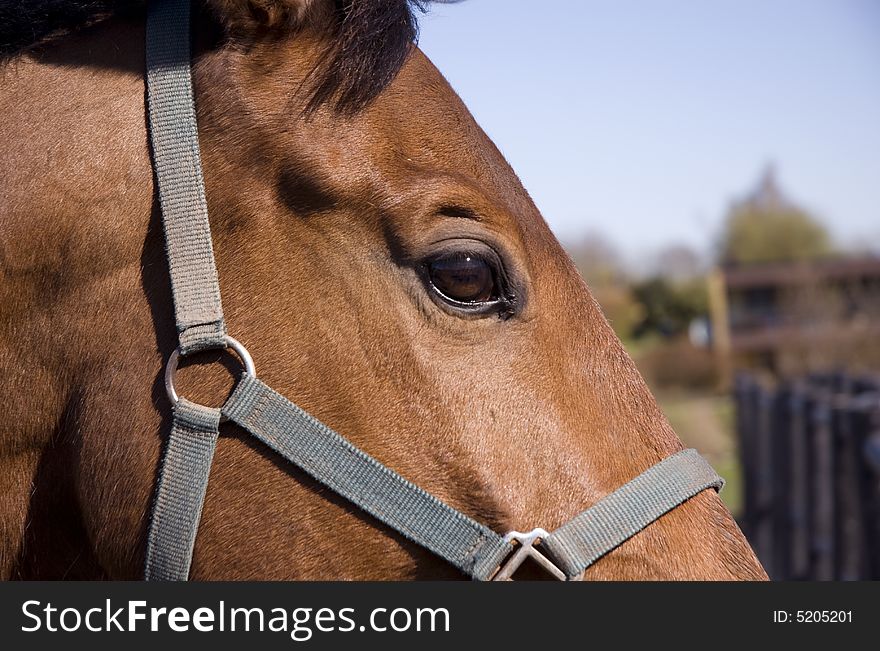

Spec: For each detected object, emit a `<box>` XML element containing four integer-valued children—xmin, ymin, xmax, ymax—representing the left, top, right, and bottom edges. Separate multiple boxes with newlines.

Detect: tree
<box><xmin>631</xmin><ymin>276</ymin><xmax>707</xmax><ymax>339</ymax></box>
<box><xmin>719</xmin><ymin>166</ymin><xmax>833</xmax><ymax>265</ymax></box>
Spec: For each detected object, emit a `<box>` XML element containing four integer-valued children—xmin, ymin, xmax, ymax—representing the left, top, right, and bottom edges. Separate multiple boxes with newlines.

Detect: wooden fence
<box><xmin>734</xmin><ymin>372</ymin><xmax>880</xmax><ymax>580</ymax></box>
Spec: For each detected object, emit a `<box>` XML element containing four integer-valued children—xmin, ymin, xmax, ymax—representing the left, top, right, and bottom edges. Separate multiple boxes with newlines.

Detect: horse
<box><xmin>0</xmin><ymin>0</ymin><xmax>766</xmax><ymax>580</ymax></box>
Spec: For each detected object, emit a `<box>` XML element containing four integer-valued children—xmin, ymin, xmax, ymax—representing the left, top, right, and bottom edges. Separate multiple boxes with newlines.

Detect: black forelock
<box><xmin>0</xmin><ymin>1</ymin><xmax>445</xmax><ymax>113</ymax></box>
<box><xmin>308</xmin><ymin>0</ymin><xmax>426</xmax><ymax>114</ymax></box>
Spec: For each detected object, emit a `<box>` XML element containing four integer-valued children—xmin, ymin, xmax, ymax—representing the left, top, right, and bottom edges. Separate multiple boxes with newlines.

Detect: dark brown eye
<box><xmin>428</xmin><ymin>253</ymin><xmax>497</xmax><ymax>303</ymax></box>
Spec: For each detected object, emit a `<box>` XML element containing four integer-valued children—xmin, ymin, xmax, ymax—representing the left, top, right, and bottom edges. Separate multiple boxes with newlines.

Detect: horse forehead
<box><xmin>370</xmin><ymin>49</ymin><xmax>507</xmax><ymax>168</ymax></box>
<box><xmin>315</xmin><ymin>49</ymin><xmax>547</xmax><ymax>235</ymax></box>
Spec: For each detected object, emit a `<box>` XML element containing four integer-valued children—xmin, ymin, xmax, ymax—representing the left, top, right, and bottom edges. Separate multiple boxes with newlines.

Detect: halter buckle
<box><xmin>492</xmin><ymin>528</ymin><xmax>584</xmax><ymax>581</ymax></box>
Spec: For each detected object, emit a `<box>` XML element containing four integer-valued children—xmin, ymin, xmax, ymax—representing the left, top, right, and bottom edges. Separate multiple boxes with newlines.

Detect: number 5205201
<box><xmin>796</xmin><ymin>611</ymin><xmax>852</xmax><ymax>623</ymax></box>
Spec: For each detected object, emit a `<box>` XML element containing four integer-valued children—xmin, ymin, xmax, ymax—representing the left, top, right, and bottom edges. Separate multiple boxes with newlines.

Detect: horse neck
<box><xmin>0</xmin><ymin>16</ymin><xmax>154</xmax><ymax>578</ymax></box>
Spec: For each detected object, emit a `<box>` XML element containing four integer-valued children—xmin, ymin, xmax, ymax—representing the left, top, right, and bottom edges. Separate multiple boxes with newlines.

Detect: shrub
<box><xmin>636</xmin><ymin>338</ymin><xmax>718</xmax><ymax>391</ymax></box>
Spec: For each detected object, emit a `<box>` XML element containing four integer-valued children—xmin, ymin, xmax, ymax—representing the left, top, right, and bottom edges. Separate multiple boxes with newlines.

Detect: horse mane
<box><xmin>0</xmin><ymin>0</ymin><xmax>436</xmax><ymax>112</ymax></box>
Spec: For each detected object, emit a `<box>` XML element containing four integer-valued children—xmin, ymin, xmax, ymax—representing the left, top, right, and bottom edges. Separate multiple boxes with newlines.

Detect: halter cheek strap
<box><xmin>143</xmin><ymin>0</ymin><xmax>724</xmax><ymax>582</ymax></box>
<box><xmin>146</xmin><ymin>0</ymin><xmax>226</xmax><ymax>355</ymax></box>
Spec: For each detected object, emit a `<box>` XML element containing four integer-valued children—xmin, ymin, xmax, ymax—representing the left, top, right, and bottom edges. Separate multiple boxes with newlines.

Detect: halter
<box><xmin>143</xmin><ymin>0</ymin><xmax>723</xmax><ymax>581</ymax></box>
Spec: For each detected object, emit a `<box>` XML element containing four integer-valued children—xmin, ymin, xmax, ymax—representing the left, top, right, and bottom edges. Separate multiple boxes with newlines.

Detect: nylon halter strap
<box><xmin>143</xmin><ymin>0</ymin><xmax>724</xmax><ymax>582</ymax></box>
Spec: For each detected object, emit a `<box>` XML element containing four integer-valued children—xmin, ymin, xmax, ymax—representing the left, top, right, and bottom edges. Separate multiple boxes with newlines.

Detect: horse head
<box><xmin>0</xmin><ymin>0</ymin><xmax>765</xmax><ymax>580</ymax></box>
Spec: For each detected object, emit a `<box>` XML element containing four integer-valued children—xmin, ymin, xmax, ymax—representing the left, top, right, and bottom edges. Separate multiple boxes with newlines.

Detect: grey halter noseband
<box><xmin>143</xmin><ymin>0</ymin><xmax>723</xmax><ymax>582</ymax></box>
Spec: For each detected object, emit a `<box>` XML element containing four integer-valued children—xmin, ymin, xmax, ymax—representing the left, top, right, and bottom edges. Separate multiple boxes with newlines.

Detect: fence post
<box><xmin>834</xmin><ymin>390</ymin><xmax>870</xmax><ymax>580</ymax></box>
<box><xmin>753</xmin><ymin>382</ymin><xmax>775</xmax><ymax>577</ymax></box>
<box><xmin>860</xmin><ymin>399</ymin><xmax>880</xmax><ymax>577</ymax></box>
<box><xmin>787</xmin><ymin>383</ymin><xmax>811</xmax><ymax>579</ymax></box>
<box><xmin>734</xmin><ymin>374</ymin><xmax>756</xmax><ymax>541</ymax></box>
<box><xmin>770</xmin><ymin>385</ymin><xmax>791</xmax><ymax>578</ymax></box>
<box><xmin>810</xmin><ymin>396</ymin><xmax>835</xmax><ymax>580</ymax></box>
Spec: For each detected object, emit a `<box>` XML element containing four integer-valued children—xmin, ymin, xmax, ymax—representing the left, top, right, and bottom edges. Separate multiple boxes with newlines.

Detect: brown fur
<box><xmin>0</xmin><ymin>2</ymin><xmax>766</xmax><ymax>580</ymax></box>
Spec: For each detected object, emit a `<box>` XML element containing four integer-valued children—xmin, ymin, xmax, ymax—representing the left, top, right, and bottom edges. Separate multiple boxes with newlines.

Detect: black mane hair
<box><xmin>1</xmin><ymin>1</ymin><xmax>143</xmax><ymax>56</ymax></box>
<box><xmin>0</xmin><ymin>0</ymin><xmax>439</xmax><ymax>112</ymax></box>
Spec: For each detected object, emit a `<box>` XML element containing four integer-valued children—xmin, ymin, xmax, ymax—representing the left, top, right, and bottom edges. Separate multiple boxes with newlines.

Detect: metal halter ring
<box><xmin>164</xmin><ymin>336</ymin><xmax>255</xmax><ymax>421</ymax></box>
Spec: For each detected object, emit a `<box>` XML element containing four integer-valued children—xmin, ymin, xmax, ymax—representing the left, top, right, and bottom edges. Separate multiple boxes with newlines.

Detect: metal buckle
<box><xmin>164</xmin><ymin>335</ymin><xmax>255</xmax><ymax>422</ymax></box>
<box><xmin>492</xmin><ymin>528</ymin><xmax>584</xmax><ymax>581</ymax></box>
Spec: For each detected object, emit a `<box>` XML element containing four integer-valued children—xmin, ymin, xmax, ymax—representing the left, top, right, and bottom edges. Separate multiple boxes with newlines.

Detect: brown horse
<box><xmin>0</xmin><ymin>0</ymin><xmax>765</xmax><ymax>580</ymax></box>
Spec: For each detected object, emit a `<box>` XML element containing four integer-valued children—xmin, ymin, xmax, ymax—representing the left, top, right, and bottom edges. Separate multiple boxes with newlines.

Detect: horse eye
<box><xmin>428</xmin><ymin>253</ymin><xmax>498</xmax><ymax>304</ymax></box>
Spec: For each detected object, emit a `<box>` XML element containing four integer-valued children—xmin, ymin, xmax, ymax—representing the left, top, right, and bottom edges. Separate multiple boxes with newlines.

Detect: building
<box><xmin>708</xmin><ymin>256</ymin><xmax>880</xmax><ymax>383</ymax></box>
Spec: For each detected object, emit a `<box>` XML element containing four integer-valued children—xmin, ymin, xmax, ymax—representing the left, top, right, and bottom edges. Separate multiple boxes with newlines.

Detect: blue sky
<box><xmin>418</xmin><ymin>1</ymin><xmax>880</xmax><ymax>261</ymax></box>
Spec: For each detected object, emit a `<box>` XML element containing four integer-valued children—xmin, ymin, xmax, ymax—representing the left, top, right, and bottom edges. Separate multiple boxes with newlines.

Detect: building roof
<box><xmin>722</xmin><ymin>256</ymin><xmax>880</xmax><ymax>290</ymax></box>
